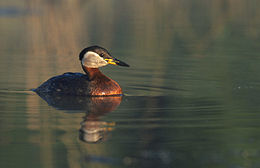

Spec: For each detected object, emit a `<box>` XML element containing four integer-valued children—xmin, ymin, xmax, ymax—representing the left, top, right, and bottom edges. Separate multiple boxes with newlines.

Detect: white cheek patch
<box><xmin>81</xmin><ymin>51</ymin><xmax>108</xmax><ymax>68</ymax></box>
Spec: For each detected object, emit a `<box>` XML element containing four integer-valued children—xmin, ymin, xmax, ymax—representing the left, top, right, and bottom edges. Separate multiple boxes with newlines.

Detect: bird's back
<box><xmin>34</xmin><ymin>72</ymin><xmax>91</xmax><ymax>96</ymax></box>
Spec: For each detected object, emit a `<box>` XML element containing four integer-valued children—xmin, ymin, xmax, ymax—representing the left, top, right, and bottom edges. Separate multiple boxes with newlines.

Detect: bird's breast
<box><xmin>88</xmin><ymin>76</ymin><xmax>123</xmax><ymax>96</ymax></box>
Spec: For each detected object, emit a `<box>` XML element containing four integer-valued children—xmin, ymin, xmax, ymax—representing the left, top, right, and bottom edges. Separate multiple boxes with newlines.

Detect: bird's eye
<box><xmin>100</xmin><ymin>53</ymin><xmax>104</xmax><ymax>57</ymax></box>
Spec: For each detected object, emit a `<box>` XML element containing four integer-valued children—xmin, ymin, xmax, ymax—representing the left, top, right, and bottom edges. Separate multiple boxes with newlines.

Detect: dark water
<box><xmin>1</xmin><ymin>1</ymin><xmax>260</xmax><ymax>168</ymax></box>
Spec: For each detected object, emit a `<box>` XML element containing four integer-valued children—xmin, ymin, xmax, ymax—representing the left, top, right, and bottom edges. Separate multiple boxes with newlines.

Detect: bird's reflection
<box><xmin>36</xmin><ymin>92</ymin><xmax>122</xmax><ymax>143</ymax></box>
<box><xmin>80</xmin><ymin>116</ymin><xmax>116</xmax><ymax>143</ymax></box>
<box><xmin>79</xmin><ymin>96</ymin><xmax>121</xmax><ymax>143</ymax></box>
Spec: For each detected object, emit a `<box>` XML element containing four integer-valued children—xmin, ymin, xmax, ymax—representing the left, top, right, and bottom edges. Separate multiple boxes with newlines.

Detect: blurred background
<box><xmin>0</xmin><ymin>0</ymin><xmax>260</xmax><ymax>168</ymax></box>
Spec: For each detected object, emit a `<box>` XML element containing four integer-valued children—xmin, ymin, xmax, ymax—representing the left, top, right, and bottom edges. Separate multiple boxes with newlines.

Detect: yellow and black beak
<box><xmin>105</xmin><ymin>58</ymin><xmax>129</xmax><ymax>67</ymax></box>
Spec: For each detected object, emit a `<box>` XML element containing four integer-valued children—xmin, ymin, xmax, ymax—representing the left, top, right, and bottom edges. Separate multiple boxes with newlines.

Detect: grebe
<box><xmin>34</xmin><ymin>46</ymin><xmax>129</xmax><ymax>96</ymax></box>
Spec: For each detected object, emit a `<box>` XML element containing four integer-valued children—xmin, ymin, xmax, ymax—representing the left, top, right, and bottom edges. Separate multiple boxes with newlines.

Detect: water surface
<box><xmin>1</xmin><ymin>1</ymin><xmax>260</xmax><ymax>168</ymax></box>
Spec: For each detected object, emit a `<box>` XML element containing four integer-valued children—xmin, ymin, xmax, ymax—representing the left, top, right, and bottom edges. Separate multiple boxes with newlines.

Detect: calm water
<box><xmin>1</xmin><ymin>1</ymin><xmax>260</xmax><ymax>168</ymax></box>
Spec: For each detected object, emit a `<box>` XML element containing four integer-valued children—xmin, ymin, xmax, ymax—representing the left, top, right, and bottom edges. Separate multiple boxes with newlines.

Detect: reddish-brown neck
<box><xmin>82</xmin><ymin>66</ymin><xmax>104</xmax><ymax>80</ymax></box>
<box><xmin>81</xmin><ymin>65</ymin><xmax>123</xmax><ymax>96</ymax></box>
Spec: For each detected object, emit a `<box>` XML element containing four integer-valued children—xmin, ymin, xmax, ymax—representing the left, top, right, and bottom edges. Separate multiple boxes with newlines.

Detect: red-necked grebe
<box><xmin>34</xmin><ymin>46</ymin><xmax>129</xmax><ymax>96</ymax></box>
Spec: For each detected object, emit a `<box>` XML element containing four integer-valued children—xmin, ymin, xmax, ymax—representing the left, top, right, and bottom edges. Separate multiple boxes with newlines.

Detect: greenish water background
<box><xmin>0</xmin><ymin>1</ymin><xmax>260</xmax><ymax>168</ymax></box>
